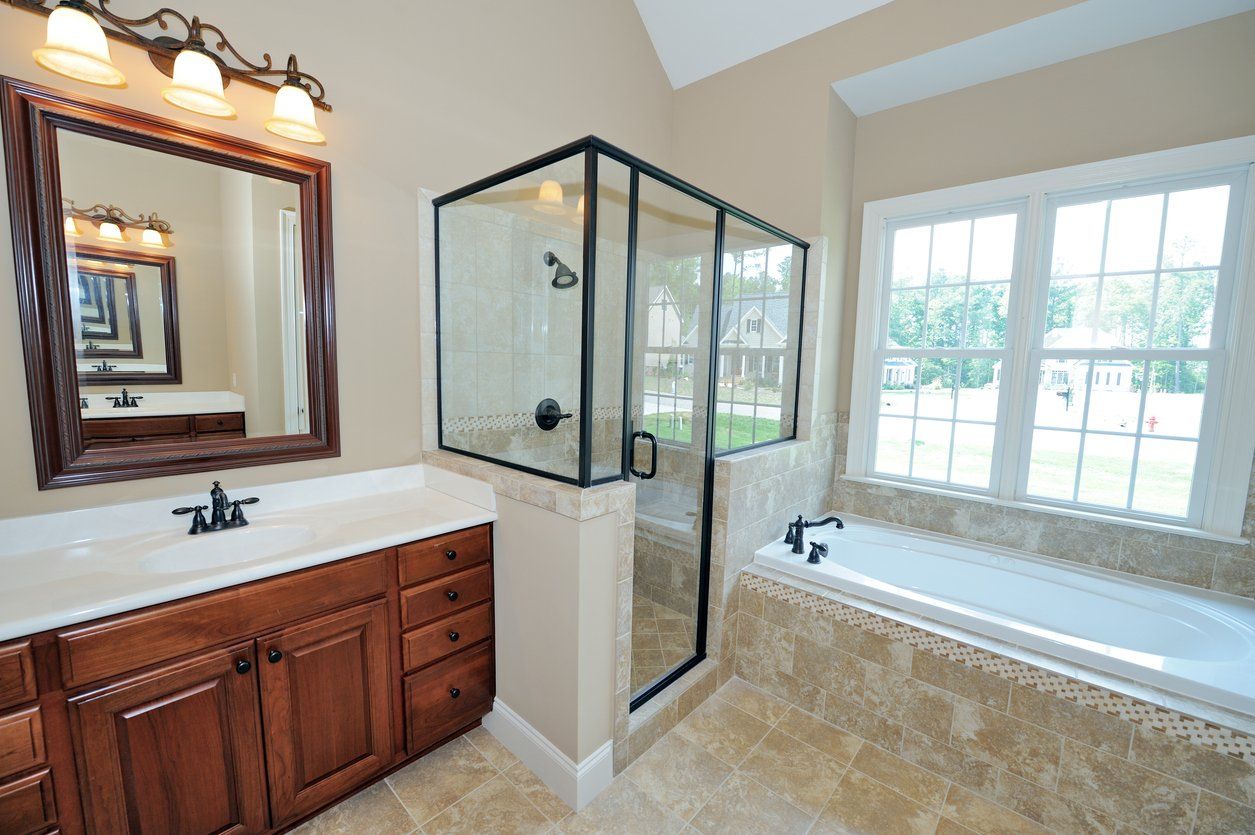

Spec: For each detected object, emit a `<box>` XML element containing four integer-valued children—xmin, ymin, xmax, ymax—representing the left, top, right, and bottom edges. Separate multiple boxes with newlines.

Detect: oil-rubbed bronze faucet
<box><xmin>172</xmin><ymin>480</ymin><xmax>260</xmax><ymax>535</ymax></box>
<box><xmin>784</xmin><ymin>514</ymin><xmax>845</xmax><ymax>554</ymax></box>
<box><xmin>106</xmin><ymin>388</ymin><xmax>143</xmax><ymax>408</ymax></box>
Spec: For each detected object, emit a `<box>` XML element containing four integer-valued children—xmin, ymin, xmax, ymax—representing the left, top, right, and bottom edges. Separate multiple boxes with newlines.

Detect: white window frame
<box><xmin>848</xmin><ymin>136</ymin><xmax>1255</xmax><ymax>541</ymax></box>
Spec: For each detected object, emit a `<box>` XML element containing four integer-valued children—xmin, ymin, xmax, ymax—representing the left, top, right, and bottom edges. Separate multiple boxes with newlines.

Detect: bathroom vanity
<box><xmin>80</xmin><ymin>410</ymin><xmax>246</xmax><ymax>448</ymax></box>
<box><xmin>0</xmin><ymin>466</ymin><xmax>498</xmax><ymax>835</ymax></box>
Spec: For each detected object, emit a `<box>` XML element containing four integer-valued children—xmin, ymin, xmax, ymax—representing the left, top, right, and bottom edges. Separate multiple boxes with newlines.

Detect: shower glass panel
<box><xmin>434</xmin><ymin>137</ymin><xmax>809</xmax><ymax>710</ymax></box>
<box><xmin>716</xmin><ymin>218</ymin><xmax>807</xmax><ymax>451</ymax></box>
<box><xmin>628</xmin><ymin>175</ymin><xmax>717</xmax><ymax>699</ymax></box>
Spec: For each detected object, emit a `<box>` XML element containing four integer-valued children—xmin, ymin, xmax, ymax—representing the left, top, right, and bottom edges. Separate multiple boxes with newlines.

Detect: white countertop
<box><xmin>80</xmin><ymin>390</ymin><xmax>246</xmax><ymax>419</ymax></box>
<box><xmin>0</xmin><ymin>465</ymin><xmax>496</xmax><ymax>641</ymax></box>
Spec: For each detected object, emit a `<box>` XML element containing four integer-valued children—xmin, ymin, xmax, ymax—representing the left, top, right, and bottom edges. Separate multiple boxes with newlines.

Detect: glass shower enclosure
<box><xmin>434</xmin><ymin>137</ymin><xmax>808</xmax><ymax>708</ymax></box>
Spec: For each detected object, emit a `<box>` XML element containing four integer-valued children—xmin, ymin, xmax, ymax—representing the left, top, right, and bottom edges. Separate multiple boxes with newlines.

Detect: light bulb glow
<box><xmin>32</xmin><ymin>4</ymin><xmax>125</xmax><ymax>87</ymax></box>
<box><xmin>96</xmin><ymin>220</ymin><xmax>125</xmax><ymax>242</ymax></box>
<box><xmin>63</xmin><ymin>215</ymin><xmax>81</xmax><ymax>238</ymax></box>
<box><xmin>140</xmin><ymin>226</ymin><xmax>169</xmax><ymax>248</ymax></box>
<box><xmin>534</xmin><ymin>179</ymin><xmax>565</xmax><ymax>214</ymax></box>
<box><xmin>264</xmin><ymin>83</ymin><xmax>325</xmax><ymax>144</ymax></box>
<box><xmin>162</xmin><ymin>48</ymin><xmax>235</xmax><ymax>118</ymax></box>
<box><xmin>572</xmin><ymin>195</ymin><xmax>585</xmax><ymax>224</ymax></box>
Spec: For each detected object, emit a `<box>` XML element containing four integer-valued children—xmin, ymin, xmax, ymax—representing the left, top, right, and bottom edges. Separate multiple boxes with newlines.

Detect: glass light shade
<box><xmin>32</xmin><ymin>5</ymin><xmax>125</xmax><ymax>87</ymax></box>
<box><xmin>162</xmin><ymin>48</ymin><xmax>235</xmax><ymax>118</ymax></box>
<box><xmin>534</xmin><ymin>179</ymin><xmax>565</xmax><ymax>214</ymax></box>
<box><xmin>264</xmin><ymin>83</ymin><xmax>325</xmax><ymax>144</ymax></box>
<box><xmin>140</xmin><ymin>226</ymin><xmax>169</xmax><ymax>248</ymax></box>
<box><xmin>572</xmin><ymin>195</ymin><xmax>585</xmax><ymax>224</ymax></box>
<box><xmin>96</xmin><ymin>220</ymin><xmax>125</xmax><ymax>242</ymax></box>
<box><xmin>63</xmin><ymin>215</ymin><xmax>81</xmax><ymax>237</ymax></box>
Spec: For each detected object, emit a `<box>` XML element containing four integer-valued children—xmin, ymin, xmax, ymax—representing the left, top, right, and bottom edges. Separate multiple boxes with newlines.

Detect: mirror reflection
<box><xmin>57</xmin><ymin>128</ymin><xmax>311</xmax><ymax>447</ymax></box>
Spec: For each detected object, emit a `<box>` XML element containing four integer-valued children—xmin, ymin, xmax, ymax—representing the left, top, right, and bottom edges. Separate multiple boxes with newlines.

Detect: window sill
<box><xmin>838</xmin><ymin>474</ymin><xmax>1249</xmax><ymax>546</ymax></box>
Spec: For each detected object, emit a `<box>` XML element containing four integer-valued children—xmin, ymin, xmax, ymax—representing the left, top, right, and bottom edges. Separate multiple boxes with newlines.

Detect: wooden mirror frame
<box><xmin>1</xmin><ymin>77</ymin><xmax>339</xmax><ymax>489</ymax></box>
<box><xmin>73</xmin><ymin>245</ymin><xmax>182</xmax><ymax>384</ymax></box>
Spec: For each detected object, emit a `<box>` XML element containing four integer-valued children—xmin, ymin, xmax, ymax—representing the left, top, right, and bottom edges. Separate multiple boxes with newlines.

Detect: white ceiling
<box><xmin>633</xmin><ymin>0</ymin><xmax>893</xmax><ymax>89</ymax></box>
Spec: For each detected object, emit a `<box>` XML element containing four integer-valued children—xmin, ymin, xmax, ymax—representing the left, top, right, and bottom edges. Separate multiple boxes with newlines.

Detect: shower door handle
<box><xmin>630</xmin><ymin>430</ymin><xmax>658</xmax><ymax>479</ymax></box>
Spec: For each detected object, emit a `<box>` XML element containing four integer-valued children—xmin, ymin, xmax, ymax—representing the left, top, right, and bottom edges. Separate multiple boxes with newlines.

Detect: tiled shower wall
<box><xmin>831</xmin><ymin>413</ymin><xmax>1255</xmax><ymax>600</ymax></box>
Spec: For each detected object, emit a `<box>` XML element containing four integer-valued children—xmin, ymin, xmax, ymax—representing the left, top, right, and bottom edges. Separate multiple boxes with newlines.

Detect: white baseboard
<box><xmin>481</xmin><ymin>699</ymin><xmax>613</xmax><ymax>811</ymax></box>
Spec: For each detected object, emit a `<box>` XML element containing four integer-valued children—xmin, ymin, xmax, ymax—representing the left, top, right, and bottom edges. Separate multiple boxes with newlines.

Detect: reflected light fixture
<box><xmin>16</xmin><ymin>1</ymin><xmax>332</xmax><ymax>143</ymax></box>
<box><xmin>96</xmin><ymin>220</ymin><xmax>125</xmax><ymax>242</ymax></box>
<box><xmin>535</xmin><ymin>179</ymin><xmax>566</xmax><ymax>214</ymax></box>
<box><xmin>63</xmin><ymin>215</ymin><xmax>82</xmax><ymax>238</ymax></box>
<box><xmin>264</xmin><ymin>58</ymin><xmax>324</xmax><ymax>144</ymax></box>
<box><xmin>63</xmin><ymin>199</ymin><xmax>175</xmax><ymax>247</ymax></box>
<box><xmin>32</xmin><ymin>1</ymin><xmax>126</xmax><ymax>87</ymax></box>
<box><xmin>162</xmin><ymin>34</ymin><xmax>235</xmax><ymax>118</ymax></box>
<box><xmin>572</xmin><ymin>195</ymin><xmax>585</xmax><ymax>224</ymax></box>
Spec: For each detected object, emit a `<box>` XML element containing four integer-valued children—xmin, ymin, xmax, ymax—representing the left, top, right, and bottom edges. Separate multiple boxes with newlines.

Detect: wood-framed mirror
<box><xmin>2</xmin><ymin>77</ymin><xmax>339</xmax><ymax>489</ymax></box>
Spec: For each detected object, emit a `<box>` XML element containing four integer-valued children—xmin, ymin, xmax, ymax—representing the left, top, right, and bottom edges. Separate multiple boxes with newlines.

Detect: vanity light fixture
<box><xmin>9</xmin><ymin>0</ymin><xmax>331</xmax><ymax>143</ymax></box>
<box><xmin>535</xmin><ymin>179</ymin><xmax>566</xmax><ymax>214</ymax></box>
<box><xmin>63</xmin><ymin>199</ymin><xmax>174</xmax><ymax>248</ymax></box>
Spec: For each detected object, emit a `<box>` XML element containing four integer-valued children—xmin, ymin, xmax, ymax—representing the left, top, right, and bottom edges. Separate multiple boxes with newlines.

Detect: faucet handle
<box><xmin>807</xmin><ymin>541</ymin><xmax>829</xmax><ymax>564</ymax></box>
<box><xmin>784</xmin><ymin>514</ymin><xmax>804</xmax><ymax>544</ymax></box>
<box><xmin>173</xmin><ymin>505</ymin><xmax>210</xmax><ymax>535</ymax></box>
<box><xmin>229</xmin><ymin>497</ymin><xmax>260</xmax><ymax>525</ymax></box>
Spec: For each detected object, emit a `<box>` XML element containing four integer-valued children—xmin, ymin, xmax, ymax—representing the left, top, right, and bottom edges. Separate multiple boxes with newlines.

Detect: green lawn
<box><xmin>643</xmin><ymin>412</ymin><xmax>781</xmax><ymax>449</ymax></box>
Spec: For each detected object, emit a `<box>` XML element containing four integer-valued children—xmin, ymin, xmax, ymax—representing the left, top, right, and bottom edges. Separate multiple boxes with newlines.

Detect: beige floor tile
<box><xmin>714</xmin><ymin>678</ymin><xmax>791</xmax><ymax>724</ymax></box>
<box><xmin>557</xmin><ymin>778</ymin><xmax>686</xmax><ymax>835</ymax></box>
<box><xmin>941</xmin><ymin>784</ymin><xmax>1049</xmax><ymax>835</ymax></box>
<box><xmin>688</xmin><ymin>772</ymin><xmax>812</xmax><ymax>835</ymax></box>
<box><xmin>465</xmin><ymin>725</ymin><xmax>520</xmax><ymax>771</ymax></box>
<box><xmin>625</xmin><ymin>733</ymin><xmax>733</xmax><ymax>821</ymax></box>
<box><xmin>294</xmin><ymin>779</ymin><xmax>418</xmax><ymax>835</ymax></box>
<box><xmin>422</xmin><ymin>775</ymin><xmax>551</xmax><ymax>834</ymax></box>
<box><xmin>773</xmin><ymin>706</ymin><xmax>862</xmax><ymax>763</ymax></box>
<box><xmin>673</xmin><ymin>695</ymin><xmax>771</xmax><ymax>767</ymax></box>
<box><xmin>387</xmin><ymin>737</ymin><xmax>498</xmax><ymax>824</ymax></box>
<box><xmin>850</xmin><ymin>743</ymin><xmax>950</xmax><ymax>810</ymax></box>
<box><xmin>504</xmin><ymin>762</ymin><xmax>572</xmax><ymax>823</ymax></box>
<box><xmin>813</xmin><ymin>770</ymin><xmax>939</xmax><ymax>835</ymax></box>
<box><xmin>735</xmin><ymin>728</ymin><xmax>844</xmax><ymax>816</ymax></box>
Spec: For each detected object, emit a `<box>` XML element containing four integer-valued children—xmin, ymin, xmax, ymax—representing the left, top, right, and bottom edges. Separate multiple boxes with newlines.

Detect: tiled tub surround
<box><xmin>732</xmin><ymin>570</ymin><xmax>1255</xmax><ymax>834</ymax></box>
<box><xmin>832</xmin><ymin>414</ymin><xmax>1255</xmax><ymax>600</ymax></box>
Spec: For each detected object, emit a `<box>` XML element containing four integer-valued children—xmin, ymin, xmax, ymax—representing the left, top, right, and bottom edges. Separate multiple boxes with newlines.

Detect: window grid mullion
<box><xmin>1068</xmin><ymin>361</ymin><xmax>1098</xmax><ymax>502</ymax></box>
<box><xmin>1125</xmin><ymin>360</ymin><xmax>1153</xmax><ymax>510</ymax></box>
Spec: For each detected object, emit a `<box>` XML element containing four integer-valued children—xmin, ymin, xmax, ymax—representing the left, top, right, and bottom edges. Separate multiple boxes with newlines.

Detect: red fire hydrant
<box><xmin>1146</xmin><ymin>415</ymin><xmax>1159</xmax><ymax>433</ymax></box>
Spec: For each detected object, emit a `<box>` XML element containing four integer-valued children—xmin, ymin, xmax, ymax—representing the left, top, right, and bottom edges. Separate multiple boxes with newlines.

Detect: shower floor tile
<box><xmin>631</xmin><ymin>595</ymin><xmax>697</xmax><ymax>694</ymax></box>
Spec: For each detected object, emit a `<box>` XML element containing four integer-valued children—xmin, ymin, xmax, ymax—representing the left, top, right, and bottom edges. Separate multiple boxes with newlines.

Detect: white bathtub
<box><xmin>754</xmin><ymin>516</ymin><xmax>1255</xmax><ymax>717</ymax></box>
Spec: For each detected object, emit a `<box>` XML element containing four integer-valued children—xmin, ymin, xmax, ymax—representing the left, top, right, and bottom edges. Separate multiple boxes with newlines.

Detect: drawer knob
<box><xmin>268</xmin><ymin>649</ymin><xmax>283</xmax><ymax>663</ymax></box>
<box><xmin>446</xmin><ymin>590</ymin><xmax>459</xmax><ymax>601</ymax></box>
<box><xmin>448</xmin><ymin>630</ymin><xmax>460</xmax><ymax>642</ymax></box>
<box><xmin>446</xmin><ymin>549</ymin><xmax>458</xmax><ymax>560</ymax></box>
<box><xmin>450</xmin><ymin>687</ymin><xmax>461</xmax><ymax>699</ymax></box>
<box><xmin>236</xmin><ymin>659</ymin><xmax>252</xmax><ymax>674</ymax></box>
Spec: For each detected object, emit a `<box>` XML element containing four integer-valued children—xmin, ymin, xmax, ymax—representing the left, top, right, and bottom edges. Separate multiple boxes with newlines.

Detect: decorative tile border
<box><xmin>442</xmin><ymin>406</ymin><xmax>626</xmax><ymax>434</ymax></box>
<box><xmin>740</xmin><ymin>570</ymin><xmax>1255</xmax><ymax>761</ymax></box>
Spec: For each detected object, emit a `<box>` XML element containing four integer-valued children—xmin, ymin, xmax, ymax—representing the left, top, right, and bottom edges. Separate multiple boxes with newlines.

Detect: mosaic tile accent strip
<box><xmin>739</xmin><ymin>571</ymin><xmax>1255</xmax><ymax>761</ymax></box>
<box><xmin>442</xmin><ymin>406</ymin><xmax>624</xmax><ymax>434</ymax></box>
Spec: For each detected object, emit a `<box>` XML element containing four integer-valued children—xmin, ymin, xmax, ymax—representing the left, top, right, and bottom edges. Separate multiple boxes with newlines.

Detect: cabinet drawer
<box><xmin>398</xmin><ymin>525</ymin><xmax>491</xmax><ymax>587</ymax></box>
<box><xmin>0</xmin><ymin>641</ymin><xmax>36</xmax><ymax>711</ymax></box>
<box><xmin>0</xmin><ymin>768</ymin><xmax>56</xmax><ymax>835</ymax></box>
<box><xmin>81</xmin><ymin>414</ymin><xmax>190</xmax><ymax>439</ymax></box>
<box><xmin>400</xmin><ymin>564</ymin><xmax>492</xmax><ymax>629</ymax></box>
<box><xmin>402</xmin><ymin>602</ymin><xmax>493</xmax><ymax>672</ymax></box>
<box><xmin>0</xmin><ymin>706</ymin><xmax>45</xmax><ymax>780</ymax></box>
<box><xmin>194</xmin><ymin>412</ymin><xmax>244</xmax><ymax>433</ymax></box>
<box><xmin>404</xmin><ymin>643</ymin><xmax>493</xmax><ymax>755</ymax></box>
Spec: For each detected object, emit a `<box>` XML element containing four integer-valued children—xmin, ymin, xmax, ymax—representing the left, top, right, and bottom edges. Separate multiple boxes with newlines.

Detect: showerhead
<box><xmin>543</xmin><ymin>251</ymin><xmax>579</xmax><ymax>289</ymax></box>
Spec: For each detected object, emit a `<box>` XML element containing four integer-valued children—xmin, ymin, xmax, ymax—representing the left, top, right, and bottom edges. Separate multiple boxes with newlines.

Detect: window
<box><xmin>747</xmin><ymin>317</ymin><xmax>762</xmax><ymax>333</ymax></box>
<box><xmin>850</xmin><ymin>139</ymin><xmax>1255</xmax><ymax>536</ymax></box>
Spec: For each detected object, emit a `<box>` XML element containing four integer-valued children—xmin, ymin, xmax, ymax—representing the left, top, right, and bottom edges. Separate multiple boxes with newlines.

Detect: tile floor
<box><xmin>299</xmin><ymin>677</ymin><xmax>1054</xmax><ymax>833</ymax></box>
<box><xmin>630</xmin><ymin>594</ymin><xmax>697</xmax><ymax>694</ymax></box>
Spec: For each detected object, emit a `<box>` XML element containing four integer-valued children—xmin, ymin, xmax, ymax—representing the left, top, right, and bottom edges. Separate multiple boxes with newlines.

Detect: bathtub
<box><xmin>754</xmin><ymin>515</ymin><xmax>1255</xmax><ymax>717</ymax></box>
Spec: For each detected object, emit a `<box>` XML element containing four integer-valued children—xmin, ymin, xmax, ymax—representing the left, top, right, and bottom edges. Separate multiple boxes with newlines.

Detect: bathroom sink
<box><xmin>137</xmin><ymin>524</ymin><xmax>318</xmax><ymax>574</ymax></box>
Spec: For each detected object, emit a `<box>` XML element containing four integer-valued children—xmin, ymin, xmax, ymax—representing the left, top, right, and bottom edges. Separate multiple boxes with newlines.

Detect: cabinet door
<box><xmin>258</xmin><ymin>599</ymin><xmax>393</xmax><ymax>825</ymax></box>
<box><xmin>69</xmin><ymin>644</ymin><xmax>267</xmax><ymax>835</ymax></box>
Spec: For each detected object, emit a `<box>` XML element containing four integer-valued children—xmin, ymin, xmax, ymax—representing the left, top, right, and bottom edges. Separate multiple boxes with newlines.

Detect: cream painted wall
<box><xmin>839</xmin><ymin>12</ymin><xmax>1255</xmax><ymax>408</ymax></box>
<box><xmin>0</xmin><ymin>0</ymin><xmax>672</xmax><ymax>516</ymax></box>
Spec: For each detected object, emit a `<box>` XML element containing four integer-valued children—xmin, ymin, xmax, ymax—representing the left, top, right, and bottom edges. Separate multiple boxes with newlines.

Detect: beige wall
<box><xmin>839</xmin><ymin>11</ymin><xmax>1255</xmax><ymax>408</ymax></box>
<box><xmin>0</xmin><ymin>0</ymin><xmax>672</xmax><ymax>516</ymax></box>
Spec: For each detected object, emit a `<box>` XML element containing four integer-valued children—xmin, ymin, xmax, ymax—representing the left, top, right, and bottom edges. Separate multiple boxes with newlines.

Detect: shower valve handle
<box><xmin>535</xmin><ymin>398</ymin><xmax>573</xmax><ymax>431</ymax></box>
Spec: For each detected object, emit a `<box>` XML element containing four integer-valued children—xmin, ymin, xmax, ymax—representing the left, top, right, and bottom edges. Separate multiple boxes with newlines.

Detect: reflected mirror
<box><xmin>3</xmin><ymin>77</ymin><xmax>338</xmax><ymax>488</ymax></box>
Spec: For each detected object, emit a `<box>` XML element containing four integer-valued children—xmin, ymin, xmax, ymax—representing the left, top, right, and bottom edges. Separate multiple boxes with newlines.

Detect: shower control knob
<box><xmin>534</xmin><ymin>398</ymin><xmax>573</xmax><ymax>431</ymax></box>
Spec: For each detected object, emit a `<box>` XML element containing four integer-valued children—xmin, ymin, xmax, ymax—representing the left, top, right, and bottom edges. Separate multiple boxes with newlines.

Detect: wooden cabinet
<box><xmin>258</xmin><ymin>600</ymin><xmax>392</xmax><ymax>823</ymax></box>
<box><xmin>9</xmin><ymin>522</ymin><xmax>494</xmax><ymax>835</ymax></box>
<box><xmin>81</xmin><ymin>411</ymin><xmax>246</xmax><ymax>449</ymax></box>
<box><xmin>69</xmin><ymin>644</ymin><xmax>269</xmax><ymax>835</ymax></box>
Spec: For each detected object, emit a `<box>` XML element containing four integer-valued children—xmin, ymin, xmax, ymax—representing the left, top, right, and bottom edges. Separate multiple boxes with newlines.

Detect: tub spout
<box><xmin>785</xmin><ymin>514</ymin><xmax>845</xmax><ymax>554</ymax></box>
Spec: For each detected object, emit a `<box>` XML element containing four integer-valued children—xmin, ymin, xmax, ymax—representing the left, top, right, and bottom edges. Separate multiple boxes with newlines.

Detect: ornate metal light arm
<box><xmin>5</xmin><ymin>0</ymin><xmax>331</xmax><ymax>110</ymax></box>
<box><xmin>63</xmin><ymin>198</ymin><xmax>174</xmax><ymax>234</ymax></box>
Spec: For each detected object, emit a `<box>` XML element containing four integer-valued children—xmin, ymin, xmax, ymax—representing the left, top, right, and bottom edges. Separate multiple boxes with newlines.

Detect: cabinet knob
<box><xmin>268</xmin><ymin>649</ymin><xmax>283</xmax><ymax>663</ymax></box>
<box><xmin>449</xmin><ymin>687</ymin><xmax>461</xmax><ymax>699</ymax></box>
<box><xmin>448</xmin><ymin>631</ymin><xmax>460</xmax><ymax>642</ymax></box>
<box><xmin>445</xmin><ymin>549</ymin><xmax>457</xmax><ymax>561</ymax></box>
<box><xmin>235</xmin><ymin>659</ymin><xmax>252</xmax><ymax>674</ymax></box>
<box><xmin>446</xmin><ymin>590</ymin><xmax>459</xmax><ymax>601</ymax></box>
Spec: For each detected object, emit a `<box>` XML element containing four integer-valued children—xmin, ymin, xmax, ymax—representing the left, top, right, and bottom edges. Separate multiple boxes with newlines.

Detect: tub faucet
<box><xmin>784</xmin><ymin>514</ymin><xmax>845</xmax><ymax>554</ymax></box>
